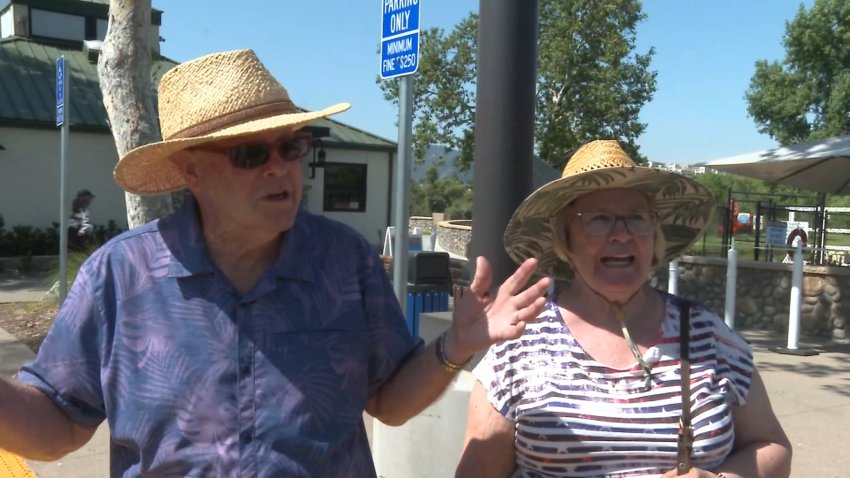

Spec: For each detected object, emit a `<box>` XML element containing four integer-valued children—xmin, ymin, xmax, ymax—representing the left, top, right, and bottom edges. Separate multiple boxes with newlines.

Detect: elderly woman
<box><xmin>456</xmin><ymin>140</ymin><xmax>791</xmax><ymax>478</ymax></box>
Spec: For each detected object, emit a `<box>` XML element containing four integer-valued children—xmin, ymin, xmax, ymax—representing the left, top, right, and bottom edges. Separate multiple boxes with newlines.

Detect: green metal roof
<box><xmin>310</xmin><ymin>115</ymin><xmax>396</xmax><ymax>151</ymax></box>
<box><xmin>0</xmin><ymin>37</ymin><xmax>396</xmax><ymax>150</ymax></box>
<box><xmin>0</xmin><ymin>37</ymin><xmax>176</xmax><ymax>130</ymax></box>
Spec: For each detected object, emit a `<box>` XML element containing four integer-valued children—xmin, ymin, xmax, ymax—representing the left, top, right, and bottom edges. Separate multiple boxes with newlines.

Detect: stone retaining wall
<box><xmin>409</xmin><ymin>216</ymin><xmax>435</xmax><ymax>234</ymax></box>
<box><xmin>434</xmin><ymin>220</ymin><xmax>471</xmax><ymax>257</ymax></box>
<box><xmin>653</xmin><ymin>256</ymin><xmax>849</xmax><ymax>342</ymax></box>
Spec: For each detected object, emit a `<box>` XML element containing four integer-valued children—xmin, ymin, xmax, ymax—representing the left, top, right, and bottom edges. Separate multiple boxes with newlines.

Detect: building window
<box><xmin>1</xmin><ymin>9</ymin><xmax>13</xmax><ymax>39</ymax></box>
<box><xmin>96</xmin><ymin>18</ymin><xmax>108</xmax><ymax>40</ymax></box>
<box><xmin>323</xmin><ymin>163</ymin><xmax>367</xmax><ymax>212</ymax></box>
<box><xmin>31</xmin><ymin>9</ymin><xmax>85</xmax><ymax>41</ymax></box>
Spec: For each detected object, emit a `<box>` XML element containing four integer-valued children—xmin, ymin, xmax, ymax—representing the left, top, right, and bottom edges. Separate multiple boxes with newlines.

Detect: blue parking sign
<box><xmin>381</xmin><ymin>0</ymin><xmax>420</xmax><ymax>38</ymax></box>
<box><xmin>380</xmin><ymin>0</ymin><xmax>421</xmax><ymax>79</ymax></box>
<box><xmin>56</xmin><ymin>56</ymin><xmax>65</xmax><ymax>126</ymax></box>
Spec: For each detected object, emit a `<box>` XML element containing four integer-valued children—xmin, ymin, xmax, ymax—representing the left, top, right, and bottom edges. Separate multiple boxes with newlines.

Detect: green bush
<box><xmin>0</xmin><ymin>215</ymin><xmax>124</xmax><ymax>258</ymax></box>
<box><xmin>0</xmin><ymin>223</ymin><xmax>59</xmax><ymax>257</ymax></box>
<box><xmin>94</xmin><ymin>220</ymin><xmax>124</xmax><ymax>246</ymax></box>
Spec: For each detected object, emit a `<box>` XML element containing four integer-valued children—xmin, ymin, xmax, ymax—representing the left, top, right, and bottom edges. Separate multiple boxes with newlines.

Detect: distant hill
<box><xmin>412</xmin><ymin>145</ymin><xmax>559</xmax><ymax>188</ymax></box>
<box><xmin>411</xmin><ymin>145</ymin><xmax>472</xmax><ymax>183</ymax></box>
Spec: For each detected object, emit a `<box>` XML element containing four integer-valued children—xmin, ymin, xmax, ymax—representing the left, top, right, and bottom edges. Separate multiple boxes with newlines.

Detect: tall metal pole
<box><xmin>786</xmin><ymin>242</ymin><xmax>803</xmax><ymax>350</ymax></box>
<box><xmin>470</xmin><ymin>0</ymin><xmax>538</xmax><ymax>287</ymax></box>
<box><xmin>754</xmin><ymin>201</ymin><xmax>762</xmax><ymax>261</ymax></box>
<box><xmin>724</xmin><ymin>239</ymin><xmax>737</xmax><ymax>330</ymax></box>
<box><xmin>817</xmin><ymin>192</ymin><xmax>826</xmax><ymax>265</ymax></box>
<box><xmin>723</xmin><ymin>188</ymin><xmax>733</xmax><ymax>256</ymax></box>
<box><xmin>667</xmin><ymin>259</ymin><xmax>678</xmax><ymax>295</ymax></box>
<box><xmin>392</xmin><ymin>76</ymin><xmax>414</xmax><ymax>308</ymax></box>
<box><xmin>58</xmin><ymin>60</ymin><xmax>70</xmax><ymax>304</ymax></box>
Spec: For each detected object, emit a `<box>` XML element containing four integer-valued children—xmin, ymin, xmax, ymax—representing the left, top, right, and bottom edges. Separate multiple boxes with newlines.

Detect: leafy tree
<box><xmin>536</xmin><ymin>0</ymin><xmax>656</xmax><ymax>168</ymax></box>
<box><xmin>745</xmin><ymin>0</ymin><xmax>850</xmax><ymax>145</ymax></box>
<box><xmin>380</xmin><ymin>15</ymin><xmax>479</xmax><ymax>170</ymax></box>
<box><xmin>410</xmin><ymin>165</ymin><xmax>473</xmax><ymax>219</ymax></box>
<box><xmin>378</xmin><ymin>0</ymin><xmax>657</xmax><ymax>171</ymax></box>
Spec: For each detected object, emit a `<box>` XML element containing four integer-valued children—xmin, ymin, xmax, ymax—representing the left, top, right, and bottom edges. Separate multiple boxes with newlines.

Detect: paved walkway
<box><xmin>0</xmin><ymin>274</ymin><xmax>848</xmax><ymax>476</ymax></box>
<box><xmin>0</xmin><ymin>272</ymin><xmax>52</xmax><ymax>304</ymax></box>
<box><xmin>0</xmin><ymin>272</ymin><xmax>108</xmax><ymax>476</ymax></box>
<box><xmin>740</xmin><ymin>330</ymin><xmax>850</xmax><ymax>478</ymax></box>
<box><xmin>0</xmin><ymin>326</ymin><xmax>110</xmax><ymax>477</ymax></box>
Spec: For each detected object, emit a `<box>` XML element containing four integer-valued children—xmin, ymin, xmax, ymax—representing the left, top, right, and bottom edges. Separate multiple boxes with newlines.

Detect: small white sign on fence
<box><xmin>787</xmin><ymin>221</ymin><xmax>809</xmax><ymax>234</ymax></box>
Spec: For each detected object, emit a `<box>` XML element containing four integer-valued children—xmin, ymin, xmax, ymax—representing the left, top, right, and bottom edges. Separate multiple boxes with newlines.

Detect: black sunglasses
<box><xmin>200</xmin><ymin>133</ymin><xmax>313</xmax><ymax>169</ymax></box>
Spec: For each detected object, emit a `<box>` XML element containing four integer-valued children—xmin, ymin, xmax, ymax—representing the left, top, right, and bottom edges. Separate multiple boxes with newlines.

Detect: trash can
<box><xmin>405</xmin><ymin>252</ymin><xmax>452</xmax><ymax>337</ymax></box>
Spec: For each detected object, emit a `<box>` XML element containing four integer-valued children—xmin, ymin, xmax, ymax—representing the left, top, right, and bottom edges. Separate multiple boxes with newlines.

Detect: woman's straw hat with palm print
<box><xmin>115</xmin><ymin>49</ymin><xmax>350</xmax><ymax>195</ymax></box>
<box><xmin>504</xmin><ymin>139</ymin><xmax>715</xmax><ymax>279</ymax></box>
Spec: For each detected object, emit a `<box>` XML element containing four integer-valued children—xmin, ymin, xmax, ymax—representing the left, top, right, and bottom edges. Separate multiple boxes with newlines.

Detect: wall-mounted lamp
<box><xmin>309</xmin><ymin>139</ymin><xmax>326</xmax><ymax>179</ymax></box>
<box><xmin>304</xmin><ymin>125</ymin><xmax>330</xmax><ymax>179</ymax></box>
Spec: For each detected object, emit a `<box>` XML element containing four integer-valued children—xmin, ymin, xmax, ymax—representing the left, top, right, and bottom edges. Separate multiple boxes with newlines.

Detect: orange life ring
<box><xmin>786</xmin><ymin>228</ymin><xmax>808</xmax><ymax>259</ymax></box>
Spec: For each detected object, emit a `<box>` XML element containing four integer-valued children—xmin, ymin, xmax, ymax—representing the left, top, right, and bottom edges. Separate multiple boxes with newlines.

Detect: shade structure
<box><xmin>707</xmin><ymin>134</ymin><xmax>850</xmax><ymax>195</ymax></box>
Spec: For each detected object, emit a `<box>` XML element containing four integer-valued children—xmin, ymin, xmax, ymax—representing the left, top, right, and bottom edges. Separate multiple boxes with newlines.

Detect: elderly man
<box><xmin>0</xmin><ymin>49</ymin><xmax>549</xmax><ymax>476</ymax></box>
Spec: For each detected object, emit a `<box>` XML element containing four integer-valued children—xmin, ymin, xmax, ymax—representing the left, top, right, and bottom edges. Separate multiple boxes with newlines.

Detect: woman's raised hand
<box><xmin>445</xmin><ymin>257</ymin><xmax>551</xmax><ymax>363</ymax></box>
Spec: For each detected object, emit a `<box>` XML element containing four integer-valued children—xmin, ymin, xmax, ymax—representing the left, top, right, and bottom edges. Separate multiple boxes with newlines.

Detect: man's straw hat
<box><xmin>114</xmin><ymin>49</ymin><xmax>350</xmax><ymax>194</ymax></box>
<box><xmin>504</xmin><ymin>140</ymin><xmax>716</xmax><ymax>279</ymax></box>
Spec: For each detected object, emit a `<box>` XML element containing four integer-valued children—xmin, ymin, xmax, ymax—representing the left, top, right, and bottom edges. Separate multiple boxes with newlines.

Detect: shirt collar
<box><xmin>161</xmin><ymin>196</ymin><xmax>216</xmax><ymax>278</ymax></box>
<box><xmin>161</xmin><ymin>197</ymin><xmax>315</xmax><ymax>283</ymax></box>
<box><xmin>271</xmin><ymin>209</ymin><xmax>316</xmax><ymax>283</ymax></box>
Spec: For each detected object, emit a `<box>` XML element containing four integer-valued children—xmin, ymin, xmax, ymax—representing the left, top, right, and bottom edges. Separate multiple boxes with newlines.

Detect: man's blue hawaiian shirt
<box><xmin>19</xmin><ymin>199</ymin><xmax>420</xmax><ymax>477</ymax></box>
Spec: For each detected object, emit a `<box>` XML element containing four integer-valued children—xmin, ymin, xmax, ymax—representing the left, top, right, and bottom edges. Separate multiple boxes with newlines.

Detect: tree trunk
<box><xmin>98</xmin><ymin>0</ymin><xmax>172</xmax><ymax>228</ymax></box>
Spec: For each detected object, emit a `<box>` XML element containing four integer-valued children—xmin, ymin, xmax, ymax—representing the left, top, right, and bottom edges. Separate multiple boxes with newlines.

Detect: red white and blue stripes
<box><xmin>474</xmin><ymin>294</ymin><xmax>753</xmax><ymax>478</ymax></box>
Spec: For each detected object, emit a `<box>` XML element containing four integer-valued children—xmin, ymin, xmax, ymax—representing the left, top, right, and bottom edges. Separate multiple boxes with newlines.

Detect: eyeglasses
<box><xmin>198</xmin><ymin>132</ymin><xmax>313</xmax><ymax>169</ymax></box>
<box><xmin>575</xmin><ymin>210</ymin><xmax>659</xmax><ymax>237</ymax></box>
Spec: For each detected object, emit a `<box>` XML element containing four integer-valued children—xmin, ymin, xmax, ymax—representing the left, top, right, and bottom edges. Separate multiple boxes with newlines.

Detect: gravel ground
<box><xmin>0</xmin><ymin>302</ymin><xmax>57</xmax><ymax>353</ymax></box>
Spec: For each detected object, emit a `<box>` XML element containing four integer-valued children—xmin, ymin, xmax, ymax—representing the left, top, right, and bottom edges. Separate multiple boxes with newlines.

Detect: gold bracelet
<box><xmin>435</xmin><ymin>332</ymin><xmax>470</xmax><ymax>373</ymax></box>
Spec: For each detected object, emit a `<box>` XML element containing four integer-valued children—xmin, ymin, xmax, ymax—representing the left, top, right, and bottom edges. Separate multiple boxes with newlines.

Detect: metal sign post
<box><xmin>56</xmin><ymin>56</ymin><xmax>69</xmax><ymax>304</ymax></box>
<box><xmin>724</xmin><ymin>239</ymin><xmax>737</xmax><ymax>330</ymax></box>
<box><xmin>380</xmin><ymin>0</ymin><xmax>421</xmax><ymax>309</ymax></box>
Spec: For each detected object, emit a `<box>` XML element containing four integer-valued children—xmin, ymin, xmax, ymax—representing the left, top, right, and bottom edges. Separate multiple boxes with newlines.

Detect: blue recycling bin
<box><xmin>406</xmin><ymin>285</ymin><xmax>451</xmax><ymax>338</ymax></box>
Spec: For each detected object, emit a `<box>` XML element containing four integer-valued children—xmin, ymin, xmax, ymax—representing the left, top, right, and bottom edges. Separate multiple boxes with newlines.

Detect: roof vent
<box><xmin>83</xmin><ymin>40</ymin><xmax>103</xmax><ymax>63</ymax></box>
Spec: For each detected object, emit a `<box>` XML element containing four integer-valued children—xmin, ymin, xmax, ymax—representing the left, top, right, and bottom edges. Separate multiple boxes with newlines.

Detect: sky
<box><xmin>156</xmin><ymin>1</ymin><xmax>814</xmax><ymax>165</ymax></box>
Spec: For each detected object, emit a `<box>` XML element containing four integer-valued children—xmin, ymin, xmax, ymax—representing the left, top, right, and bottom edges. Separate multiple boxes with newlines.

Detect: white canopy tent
<box><xmin>707</xmin><ymin>134</ymin><xmax>850</xmax><ymax>195</ymax></box>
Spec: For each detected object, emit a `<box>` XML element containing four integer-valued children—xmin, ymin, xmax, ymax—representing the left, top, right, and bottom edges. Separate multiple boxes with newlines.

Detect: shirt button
<box><xmin>240</xmin><ymin>430</ymin><xmax>253</xmax><ymax>444</ymax></box>
<box><xmin>645</xmin><ymin>347</ymin><xmax>661</xmax><ymax>363</ymax></box>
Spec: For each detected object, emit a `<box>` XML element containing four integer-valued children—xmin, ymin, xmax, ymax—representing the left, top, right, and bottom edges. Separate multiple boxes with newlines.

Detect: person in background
<box><xmin>0</xmin><ymin>49</ymin><xmax>551</xmax><ymax>477</ymax></box>
<box><xmin>457</xmin><ymin>140</ymin><xmax>791</xmax><ymax>478</ymax></box>
<box><xmin>68</xmin><ymin>189</ymin><xmax>95</xmax><ymax>251</ymax></box>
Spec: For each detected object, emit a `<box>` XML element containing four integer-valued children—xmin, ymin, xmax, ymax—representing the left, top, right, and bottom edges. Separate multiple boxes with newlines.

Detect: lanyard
<box><xmin>677</xmin><ymin>300</ymin><xmax>693</xmax><ymax>475</ymax></box>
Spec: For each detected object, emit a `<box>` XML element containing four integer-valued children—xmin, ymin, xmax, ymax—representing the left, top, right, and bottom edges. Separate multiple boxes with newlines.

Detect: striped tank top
<box><xmin>473</xmin><ymin>293</ymin><xmax>753</xmax><ymax>477</ymax></box>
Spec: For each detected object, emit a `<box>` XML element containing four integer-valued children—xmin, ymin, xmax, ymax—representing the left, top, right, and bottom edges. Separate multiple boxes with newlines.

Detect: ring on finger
<box><xmin>514</xmin><ymin>309</ymin><xmax>520</xmax><ymax>322</ymax></box>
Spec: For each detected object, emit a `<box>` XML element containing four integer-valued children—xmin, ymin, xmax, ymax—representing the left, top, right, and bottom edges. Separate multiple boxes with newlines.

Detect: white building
<box><xmin>0</xmin><ymin>0</ymin><xmax>399</xmax><ymax>247</ymax></box>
